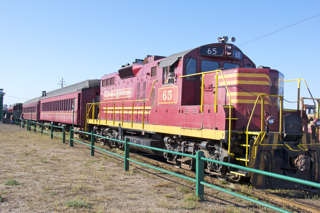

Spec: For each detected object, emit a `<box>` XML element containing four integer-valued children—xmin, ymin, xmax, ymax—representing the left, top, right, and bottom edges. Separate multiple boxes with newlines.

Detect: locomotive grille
<box><xmin>137</xmin><ymin>82</ymin><xmax>140</xmax><ymax>93</ymax></box>
<box><xmin>143</xmin><ymin>81</ymin><xmax>147</xmax><ymax>92</ymax></box>
<box><xmin>141</xmin><ymin>93</ymin><xmax>146</xmax><ymax>100</ymax></box>
<box><xmin>193</xmin><ymin>108</ymin><xmax>197</xmax><ymax>114</ymax></box>
<box><xmin>185</xmin><ymin>108</ymin><xmax>188</xmax><ymax>114</ymax></box>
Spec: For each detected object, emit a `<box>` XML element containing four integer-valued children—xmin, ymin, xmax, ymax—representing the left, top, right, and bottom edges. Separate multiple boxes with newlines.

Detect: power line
<box><xmin>5</xmin><ymin>96</ymin><xmax>29</xmax><ymax>99</ymax></box>
<box><xmin>238</xmin><ymin>13</ymin><xmax>320</xmax><ymax>46</ymax></box>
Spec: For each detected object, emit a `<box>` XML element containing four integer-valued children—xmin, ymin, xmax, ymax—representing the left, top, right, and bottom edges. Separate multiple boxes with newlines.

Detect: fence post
<box><xmin>50</xmin><ymin>123</ymin><xmax>53</xmax><ymax>139</ymax></box>
<box><xmin>41</xmin><ymin>123</ymin><xmax>43</xmax><ymax>134</ymax></box>
<box><xmin>91</xmin><ymin>130</ymin><xmax>95</xmax><ymax>156</ymax></box>
<box><xmin>28</xmin><ymin>120</ymin><xmax>31</xmax><ymax>131</ymax></box>
<box><xmin>196</xmin><ymin>151</ymin><xmax>204</xmax><ymax>200</ymax></box>
<box><xmin>124</xmin><ymin>138</ymin><xmax>130</xmax><ymax>171</ymax></box>
<box><xmin>69</xmin><ymin>127</ymin><xmax>73</xmax><ymax>147</ymax></box>
<box><xmin>62</xmin><ymin>126</ymin><xmax>65</xmax><ymax>143</ymax></box>
<box><xmin>34</xmin><ymin>122</ymin><xmax>36</xmax><ymax>133</ymax></box>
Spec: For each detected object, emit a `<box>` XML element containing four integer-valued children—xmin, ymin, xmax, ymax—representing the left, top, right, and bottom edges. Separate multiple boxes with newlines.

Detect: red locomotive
<box><xmin>21</xmin><ymin>36</ymin><xmax>320</xmax><ymax>188</ymax></box>
<box><xmin>85</xmin><ymin>36</ymin><xmax>320</xmax><ymax>188</ymax></box>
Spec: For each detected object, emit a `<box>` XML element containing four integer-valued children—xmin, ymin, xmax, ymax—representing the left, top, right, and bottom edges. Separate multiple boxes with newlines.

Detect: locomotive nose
<box><xmin>293</xmin><ymin>155</ymin><xmax>311</xmax><ymax>171</ymax></box>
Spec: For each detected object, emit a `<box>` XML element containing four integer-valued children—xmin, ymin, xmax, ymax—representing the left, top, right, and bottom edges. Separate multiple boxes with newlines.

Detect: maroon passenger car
<box><xmin>23</xmin><ymin>97</ymin><xmax>40</xmax><ymax>121</ymax></box>
<box><xmin>39</xmin><ymin>80</ymin><xmax>100</xmax><ymax>127</ymax></box>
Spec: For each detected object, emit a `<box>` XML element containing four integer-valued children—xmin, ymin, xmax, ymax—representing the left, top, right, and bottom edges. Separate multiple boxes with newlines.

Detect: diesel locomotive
<box><xmin>85</xmin><ymin>36</ymin><xmax>320</xmax><ymax>188</ymax></box>
<box><xmin>21</xmin><ymin>36</ymin><xmax>320</xmax><ymax>189</ymax></box>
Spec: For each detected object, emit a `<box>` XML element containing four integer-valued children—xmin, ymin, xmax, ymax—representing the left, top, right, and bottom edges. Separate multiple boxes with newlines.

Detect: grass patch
<box><xmin>5</xmin><ymin>180</ymin><xmax>21</xmax><ymax>186</ymax></box>
<box><xmin>177</xmin><ymin>185</ymin><xmax>192</xmax><ymax>194</ymax></box>
<box><xmin>0</xmin><ymin>196</ymin><xmax>3</xmax><ymax>203</ymax></box>
<box><xmin>165</xmin><ymin>193</ymin><xmax>175</xmax><ymax>198</ymax></box>
<box><xmin>182</xmin><ymin>194</ymin><xmax>200</xmax><ymax>209</ymax></box>
<box><xmin>220</xmin><ymin>180</ymin><xmax>228</xmax><ymax>185</ymax></box>
<box><xmin>50</xmin><ymin>192</ymin><xmax>58</xmax><ymax>196</ymax></box>
<box><xmin>65</xmin><ymin>199</ymin><xmax>88</xmax><ymax>208</ymax></box>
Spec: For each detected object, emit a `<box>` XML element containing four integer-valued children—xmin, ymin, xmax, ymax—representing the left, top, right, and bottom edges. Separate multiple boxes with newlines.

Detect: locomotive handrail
<box><xmin>282</xmin><ymin>79</ymin><xmax>316</xmax><ymax>111</ymax></box>
<box><xmin>85</xmin><ymin>80</ymin><xmax>158</xmax><ymax>132</ymax></box>
<box><xmin>180</xmin><ymin>69</ymin><xmax>234</xmax><ymax>156</ymax></box>
<box><xmin>245</xmin><ymin>94</ymin><xmax>284</xmax><ymax>166</ymax></box>
<box><xmin>300</xmin><ymin>97</ymin><xmax>320</xmax><ymax>138</ymax></box>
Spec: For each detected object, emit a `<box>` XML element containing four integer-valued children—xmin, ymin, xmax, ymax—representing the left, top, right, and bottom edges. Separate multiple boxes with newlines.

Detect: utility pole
<box><xmin>0</xmin><ymin>89</ymin><xmax>5</xmax><ymax>121</ymax></box>
<box><xmin>58</xmin><ymin>78</ymin><xmax>67</xmax><ymax>88</ymax></box>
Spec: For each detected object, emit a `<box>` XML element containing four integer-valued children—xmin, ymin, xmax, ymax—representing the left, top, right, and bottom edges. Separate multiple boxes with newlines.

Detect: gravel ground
<box><xmin>0</xmin><ymin>123</ymin><xmax>280</xmax><ymax>212</ymax></box>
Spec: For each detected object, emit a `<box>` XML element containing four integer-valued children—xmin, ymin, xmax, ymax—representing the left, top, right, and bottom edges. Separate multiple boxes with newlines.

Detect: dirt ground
<box><xmin>0</xmin><ymin>123</ymin><xmax>284</xmax><ymax>212</ymax></box>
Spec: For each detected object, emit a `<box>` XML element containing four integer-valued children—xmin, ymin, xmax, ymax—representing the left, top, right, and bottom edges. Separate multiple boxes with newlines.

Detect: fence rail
<box><xmin>12</xmin><ymin>121</ymin><xmax>320</xmax><ymax>213</ymax></box>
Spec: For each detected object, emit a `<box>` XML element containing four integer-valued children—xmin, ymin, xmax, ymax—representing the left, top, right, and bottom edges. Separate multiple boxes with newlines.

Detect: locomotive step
<box><xmin>177</xmin><ymin>157</ymin><xmax>192</xmax><ymax>163</ymax></box>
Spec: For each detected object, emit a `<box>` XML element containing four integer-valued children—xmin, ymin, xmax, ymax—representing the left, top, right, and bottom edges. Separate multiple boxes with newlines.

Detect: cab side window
<box><xmin>162</xmin><ymin>63</ymin><xmax>177</xmax><ymax>84</ymax></box>
<box><xmin>185</xmin><ymin>58</ymin><xmax>197</xmax><ymax>81</ymax></box>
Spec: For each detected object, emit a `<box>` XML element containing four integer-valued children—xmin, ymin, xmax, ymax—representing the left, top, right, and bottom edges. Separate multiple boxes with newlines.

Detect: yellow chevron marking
<box><xmin>222</xmin><ymin>80</ymin><xmax>270</xmax><ymax>85</ymax></box>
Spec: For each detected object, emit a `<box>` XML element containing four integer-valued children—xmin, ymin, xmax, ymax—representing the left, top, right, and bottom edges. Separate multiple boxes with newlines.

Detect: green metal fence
<box><xmin>68</xmin><ymin>127</ymin><xmax>320</xmax><ymax>213</ymax></box>
<box><xmin>14</xmin><ymin>122</ymin><xmax>320</xmax><ymax>213</ymax></box>
<box><xmin>18</xmin><ymin>119</ymin><xmax>65</xmax><ymax>143</ymax></box>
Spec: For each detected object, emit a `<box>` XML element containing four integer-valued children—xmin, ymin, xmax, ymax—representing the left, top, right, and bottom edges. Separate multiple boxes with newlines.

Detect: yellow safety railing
<box><xmin>245</xmin><ymin>94</ymin><xmax>284</xmax><ymax>166</ymax></box>
<box><xmin>180</xmin><ymin>69</ymin><xmax>234</xmax><ymax>156</ymax></box>
<box><xmin>283</xmin><ymin>79</ymin><xmax>316</xmax><ymax>111</ymax></box>
<box><xmin>85</xmin><ymin>80</ymin><xmax>158</xmax><ymax>132</ymax></box>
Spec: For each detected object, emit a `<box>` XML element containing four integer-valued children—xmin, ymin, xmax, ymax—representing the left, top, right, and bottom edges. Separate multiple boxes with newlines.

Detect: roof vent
<box><xmin>42</xmin><ymin>91</ymin><xmax>46</xmax><ymax>97</ymax></box>
<box><xmin>257</xmin><ymin>65</ymin><xmax>271</xmax><ymax>69</ymax></box>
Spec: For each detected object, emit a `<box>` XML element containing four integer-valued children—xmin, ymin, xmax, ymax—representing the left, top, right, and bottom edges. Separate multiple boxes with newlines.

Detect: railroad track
<box><xmin>70</xmin><ymin>137</ymin><xmax>320</xmax><ymax>213</ymax></box>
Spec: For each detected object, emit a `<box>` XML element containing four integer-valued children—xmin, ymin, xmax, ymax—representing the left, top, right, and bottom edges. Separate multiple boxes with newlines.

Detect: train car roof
<box><xmin>41</xmin><ymin>79</ymin><xmax>100</xmax><ymax>100</ymax></box>
<box><xmin>159</xmin><ymin>49</ymin><xmax>192</xmax><ymax>68</ymax></box>
<box><xmin>8</xmin><ymin>103</ymin><xmax>23</xmax><ymax>109</ymax></box>
<box><xmin>23</xmin><ymin>97</ymin><xmax>41</xmax><ymax>105</ymax></box>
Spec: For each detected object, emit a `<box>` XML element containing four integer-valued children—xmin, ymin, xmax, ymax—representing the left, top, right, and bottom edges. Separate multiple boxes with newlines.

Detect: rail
<box><xmin>180</xmin><ymin>69</ymin><xmax>234</xmax><ymax>156</ymax></box>
<box><xmin>85</xmin><ymin>80</ymin><xmax>158</xmax><ymax>132</ymax></box>
<box><xmin>14</xmin><ymin>122</ymin><xmax>320</xmax><ymax>212</ymax></box>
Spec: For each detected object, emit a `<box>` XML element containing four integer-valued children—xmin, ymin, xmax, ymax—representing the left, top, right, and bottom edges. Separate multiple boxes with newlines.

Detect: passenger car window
<box><xmin>201</xmin><ymin>60</ymin><xmax>219</xmax><ymax>72</ymax></box>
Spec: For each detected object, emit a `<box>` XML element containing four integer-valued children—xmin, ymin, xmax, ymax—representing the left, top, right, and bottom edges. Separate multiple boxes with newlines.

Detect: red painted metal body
<box><xmin>40</xmin><ymin>88</ymin><xmax>100</xmax><ymax>126</ymax></box>
<box><xmin>23</xmin><ymin>101</ymin><xmax>40</xmax><ymax>121</ymax></box>
<box><xmin>40</xmin><ymin>92</ymin><xmax>80</xmax><ymax>125</ymax></box>
<box><xmin>97</xmin><ymin>43</ymin><xmax>290</xmax><ymax>133</ymax></box>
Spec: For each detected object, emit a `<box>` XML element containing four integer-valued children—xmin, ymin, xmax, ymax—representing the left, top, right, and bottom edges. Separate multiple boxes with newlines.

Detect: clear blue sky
<box><xmin>1</xmin><ymin>0</ymin><xmax>319</xmax><ymax>109</ymax></box>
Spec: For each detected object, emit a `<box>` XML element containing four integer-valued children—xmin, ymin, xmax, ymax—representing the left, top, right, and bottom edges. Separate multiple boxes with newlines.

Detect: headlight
<box><xmin>314</xmin><ymin>119</ymin><xmax>320</xmax><ymax>127</ymax></box>
<box><xmin>226</xmin><ymin>45</ymin><xmax>232</xmax><ymax>50</ymax></box>
<box><xmin>266</xmin><ymin>116</ymin><xmax>275</xmax><ymax>125</ymax></box>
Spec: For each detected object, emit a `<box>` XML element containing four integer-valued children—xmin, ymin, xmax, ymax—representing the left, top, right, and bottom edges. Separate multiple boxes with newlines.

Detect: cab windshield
<box><xmin>224</xmin><ymin>63</ymin><xmax>240</xmax><ymax>69</ymax></box>
<box><xmin>201</xmin><ymin>60</ymin><xmax>219</xmax><ymax>72</ymax></box>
